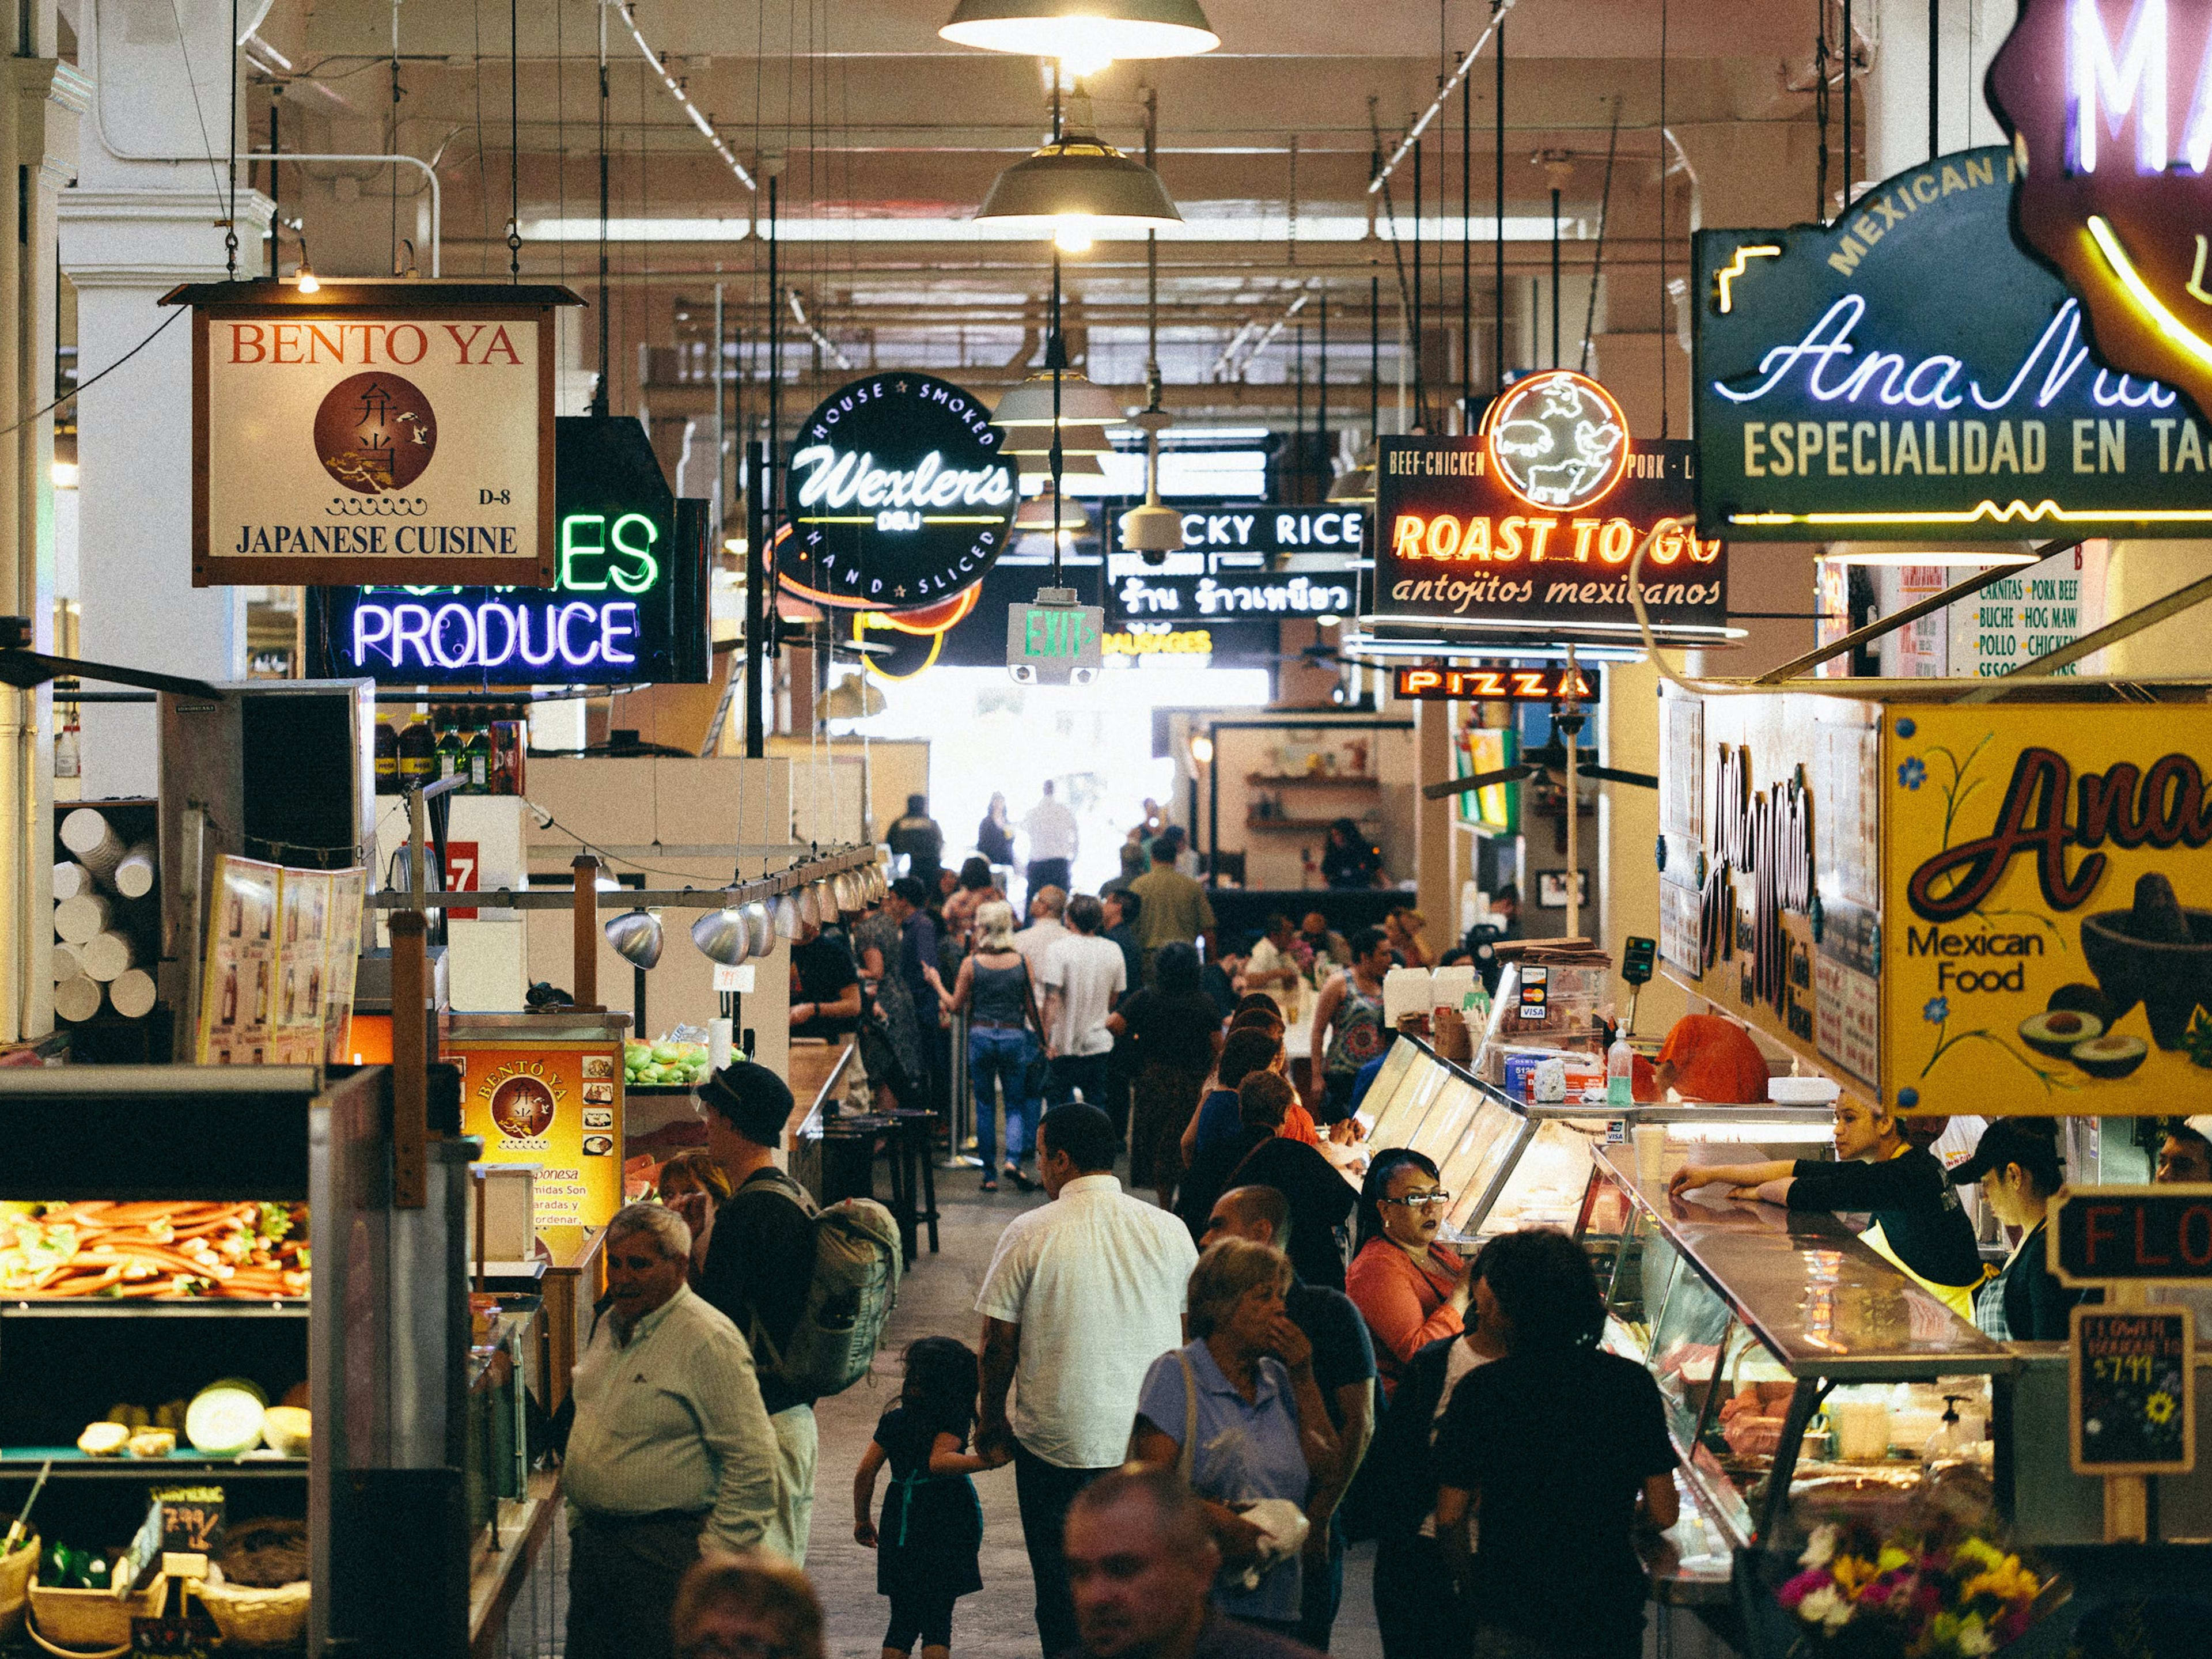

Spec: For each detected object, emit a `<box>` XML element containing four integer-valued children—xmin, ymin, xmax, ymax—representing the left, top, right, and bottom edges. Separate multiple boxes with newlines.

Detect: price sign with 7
<box><xmin>447</xmin><ymin>839</ymin><xmax>479</xmax><ymax>921</ymax></box>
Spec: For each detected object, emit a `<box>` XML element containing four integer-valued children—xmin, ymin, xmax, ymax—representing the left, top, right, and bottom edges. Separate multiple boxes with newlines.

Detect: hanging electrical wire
<box><xmin>1369</xmin><ymin>0</ymin><xmax>1514</xmax><ymax>191</ymax></box>
<box><xmin>1577</xmin><ymin>98</ymin><xmax>1619</xmax><ymax>374</ymax></box>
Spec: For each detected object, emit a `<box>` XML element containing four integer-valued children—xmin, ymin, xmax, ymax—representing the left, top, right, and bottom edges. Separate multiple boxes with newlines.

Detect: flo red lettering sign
<box><xmin>2052</xmin><ymin>1185</ymin><xmax>2212</xmax><ymax>1283</ymax></box>
<box><xmin>165</xmin><ymin>279</ymin><xmax>581</xmax><ymax>587</ymax></box>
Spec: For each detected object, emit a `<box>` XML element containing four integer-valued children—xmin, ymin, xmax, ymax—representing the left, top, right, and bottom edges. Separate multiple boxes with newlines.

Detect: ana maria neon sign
<box><xmin>1694</xmin><ymin>145</ymin><xmax>2212</xmax><ymax>537</ymax></box>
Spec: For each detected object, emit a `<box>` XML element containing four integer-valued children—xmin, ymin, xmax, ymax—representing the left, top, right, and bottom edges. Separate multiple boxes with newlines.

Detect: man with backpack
<box><xmin>688</xmin><ymin>1060</ymin><xmax>902</xmax><ymax>1566</ymax></box>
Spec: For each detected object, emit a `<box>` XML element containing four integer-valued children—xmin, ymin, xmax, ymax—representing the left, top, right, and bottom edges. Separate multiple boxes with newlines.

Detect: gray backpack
<box><xmin>748</xmin><ymin>1172</ymin><xmax>903</xmax><ymax>1400</ymax></box>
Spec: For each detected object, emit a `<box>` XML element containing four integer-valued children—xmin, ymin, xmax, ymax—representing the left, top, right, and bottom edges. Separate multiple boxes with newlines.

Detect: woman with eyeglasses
<box><xmin>1344</xmin><ymin>1150</ymin><xmax>1468</xmax><ymax>1400</ymax></box>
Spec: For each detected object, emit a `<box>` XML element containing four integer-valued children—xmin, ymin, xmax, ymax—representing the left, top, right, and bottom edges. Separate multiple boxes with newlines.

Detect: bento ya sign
<box><xmin>172</xmin><ymin>282</ymin><xmax>576</xmax><ymax>586</ymax></box>
<box><xmin>780</xmin><ymin>373</ymin><xmax>1017</xmax><ymax>612</ymax></box>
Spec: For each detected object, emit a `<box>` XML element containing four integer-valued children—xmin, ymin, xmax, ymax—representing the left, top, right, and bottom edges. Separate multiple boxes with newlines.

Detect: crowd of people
<box><xmin>567</xmin><ymin>1066</ymin><xmax>1678</xmax><ymax>1659</ymax></box>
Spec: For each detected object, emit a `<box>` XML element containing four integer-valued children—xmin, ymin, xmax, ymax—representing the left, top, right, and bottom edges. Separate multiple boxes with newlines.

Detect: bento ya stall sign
<box><xmin>778</xmin><ymin>373</ymin><xmax>1017</xmax><ymax>612</ymax></box>
<box><xmin>1371</xmin><ymin>370</ymin><xmax>1730</xmax><ymax>646</ymax></box>
<box><xmin>165</xmin><ymin>279</ymin><xmax>581</xmax><ymax>587</ymax></box>
<box><xmin>1693</xmin><ymin>147</ymin><xmax>2212</xmax><ymax>539</ymax></box>
<box><xmin>305</xmin><ymin>416</ymin><xmax>710</xmax><ymax>687</ymax></box>
<box><xmin>1887</xmin><ymin>703</ymin><xmax>2212</xmax><ymax>1115</ymax></box>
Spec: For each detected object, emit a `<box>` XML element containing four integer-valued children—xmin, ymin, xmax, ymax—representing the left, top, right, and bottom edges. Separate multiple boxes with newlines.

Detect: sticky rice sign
<box><xmin>1888</xmin><ymin>704</ymin><xmax>2212</xmax><ymax>1116</ymax></box>
<box><xmin>166</xmin><ymin>281</ymin><xmax>579</xmax><ymax>587</ymax></box>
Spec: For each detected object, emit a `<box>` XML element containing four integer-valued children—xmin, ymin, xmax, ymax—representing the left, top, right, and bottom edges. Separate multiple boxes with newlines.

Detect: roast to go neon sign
<box><xmin>1387</xmin><ymin>513</ymin><xmax>1719</xmax><ymax>566</ymax></box>
<box><xmin>348</xmin><ymin>510</ymin><xmax>661</xmax><ymax>671</ymax></box>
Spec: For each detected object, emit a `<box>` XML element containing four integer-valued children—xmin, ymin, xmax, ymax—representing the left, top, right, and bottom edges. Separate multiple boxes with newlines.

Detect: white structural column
<box><xmin>1</xmin><ymin>0</ymin><xmax>83</xmax><ymax>1041</ymax></box>
<box><xmin>58</xmin><ymin>0</ymin><xmax>272</xmax><ymax>797</ymax></box>
<box><xmin>1868</xmin><ymin>0</ymin><xmax>2019</xmax><ymax>184</ymax></box>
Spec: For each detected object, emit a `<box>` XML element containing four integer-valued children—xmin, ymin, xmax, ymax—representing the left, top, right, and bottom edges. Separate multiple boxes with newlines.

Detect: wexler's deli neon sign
<box><xmin>306</xmin><ymin>417</ymin><xmax>709</xmax><ymax>686</ymax></box>
<box><xmin>1991</xmin><ymin>0</ymin><xmax>2212</xmax><ymax>429</ymax></box>
<box><xmin>1694</xmin><ymin>146</ymin><xmax>2212</xmax><ymax>539</ymax></box>
<box><xmin>778</xmin><ymin>372</ymin><xmax>1017</xmax><ymax>611</ymax></box>
<box><xmin>1370</xmin><ymin>370</ymin><xmax>1730</xmax><ymax>645</ymax></box>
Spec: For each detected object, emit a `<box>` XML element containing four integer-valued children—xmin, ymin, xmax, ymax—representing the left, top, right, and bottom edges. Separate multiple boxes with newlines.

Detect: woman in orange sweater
<box><xmin>1344</xmin><ymin>1150</ymin><xmax>1469</xmax><ymax>1398</ymax></box>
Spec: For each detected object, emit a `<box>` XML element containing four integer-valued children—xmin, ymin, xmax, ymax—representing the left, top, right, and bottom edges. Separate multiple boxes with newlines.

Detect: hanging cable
<box><xmin>225</xmin><ymin>0</ymin><xmax>240</xmax><ymax>278</ymax></box>
<box><xmin>1578</xmin><ymin>99</ymin><xmax>1620</xmax><ymax>375</ymax></box>
<box><xmin>591</xmin><ymin>0</ymin><xmax>609</xmax><ymax>415</ymax></box>
<box><xmin>1493</xmin><ymin>1</ymin><xmax>1505</xmax><ymax>395</ymax></box>
<box><xmin>1814</xmin><ymin>6</ymin><xmax>1831</xmax><ymax>222</ymax></box>
<box><xmin>507</xmin><ymin>0</ymin><xmax>521</xmax><ymax>279</ymax></box>
<box><xmin>1660</xmin><ymin>0</ymin><xmax>1671</xmax><ymax>438</ymax></box>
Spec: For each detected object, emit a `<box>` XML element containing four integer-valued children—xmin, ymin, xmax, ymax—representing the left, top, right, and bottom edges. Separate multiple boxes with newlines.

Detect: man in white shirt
<box><xmin>978</xmin><ymin>1101</ymin><xmax>1199</xmax><ymax>1657</ymax></box>
<box><xmin>1022</xmin><ymin>781</ymin><xmax>1080</xmax><ymax>913</ymax></box>
<box><xmin>1013</xmin><ymin>885</ymin><xmax>1070</xmax><ymax>983</ymax></box>
<box><xmin>565</xmin><ymin>1205</ymin><xmax>781</xmax><ymax>1659</ymax></box>
<box><xmin>1041</xmin><ymin>893</ymin><xmax>1127</xmax><ymax>1110</ymax></box>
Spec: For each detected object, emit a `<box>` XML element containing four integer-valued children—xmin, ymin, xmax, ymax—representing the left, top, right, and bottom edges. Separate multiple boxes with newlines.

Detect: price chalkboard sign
<box><xmin>150</xmin><ymin>1483</ymin><xmax>225</xmax><ymax>1563</ymax></box>
<box><xmin>2070</xmin><ymin>1308</ymin><xmax>2195</xmax><ymax>1476</ymax></box>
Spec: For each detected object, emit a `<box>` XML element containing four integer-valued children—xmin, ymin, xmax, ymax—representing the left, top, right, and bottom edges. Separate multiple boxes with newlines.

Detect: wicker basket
<box><xmin>0</xmin><ymin>1529</ymin><xmax>36</xmax><ymax>1638</ymax></box>
<box><xmin>197</xmin><ymin>1571</ymin><xmax>309</xmax><ymax>1649</ymax></box>
<box><xmin>24</xmin><ymin>1570</ymin><xmax>164</xmax><ymax>1658</ymax></box>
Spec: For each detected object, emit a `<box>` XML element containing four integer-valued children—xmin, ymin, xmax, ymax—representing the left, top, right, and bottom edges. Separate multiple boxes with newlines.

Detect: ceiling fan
<box><xmin>1421</xmin><ymin>711</ymin><xmax>1657</xmax><ymax>800</ymax></box>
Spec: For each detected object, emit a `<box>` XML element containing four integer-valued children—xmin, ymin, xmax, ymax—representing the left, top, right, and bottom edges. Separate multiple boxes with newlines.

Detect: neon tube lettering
<box><xmin>391</xmin><ymin>604</ymin><xmax>433</xmax><ymax>667</ymax></box>
<box><xmin>476</xmin><ymin>603</ymin><xmax>518</xmax><ymax>668</ymax></box>
<box><xmin>2071</xmin><ymin>0</ymin><xmax>2166</xmax><ymax>174</ymax></box>
<box><xmin>600</xmin><ymin>604</ymin><xmax>639</xmax><ymax>666</ymax></box>
<box><xmin>516</xmin><ymin>605</ymin><xmax>561</xmax><ymax>668</ymax></box>
<box><xmin>431</xmin><ymin>603</ymin><xmax>477</xmax><ymax>668</ymax></box>
<box><xmin>559</xmin><ymin>602</ymin><xmax>600</xmax><ymax>664</ymax></box>
<box><xmin>353</xmin><ymin>607</ymin><xmax>394</xmax><ymax>665</ymax></box>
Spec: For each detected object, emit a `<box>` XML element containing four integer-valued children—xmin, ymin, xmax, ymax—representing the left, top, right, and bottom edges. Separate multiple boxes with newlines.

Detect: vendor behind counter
<box><xmin>1669</xmin><ymin>1096</ymin><xmax>1987</xmax><ymax>1319</ymax></box>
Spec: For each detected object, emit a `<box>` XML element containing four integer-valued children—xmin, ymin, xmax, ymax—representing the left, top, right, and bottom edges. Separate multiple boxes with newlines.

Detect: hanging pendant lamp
<box><xmin>977</xmin><ymin>93</ymin><xmax>1182</xmax><ymax>247</ymax></box>
<box><xmin>1016</xmin><ymin>448</ymin><xmax>1107</xmax><ymax>481</ymax></box>
<box><xmin>940</xmin><ymin>0</ymin><xmax>1218</xmax><ymax>67</ymax></box>
<box><xmin>1004</xmin><ymin>423</ymin><xmax>1114</xmax><ymax>456</ymax></box>
<box><xmin>993</xmin><ymin>372</ymin><xmax>1127</xmax><ymax>427</ymax></box>
<box><xmin>1014</xmin><ymin>491</ymin><xmax>1091</xmax><ymax>534</ymax></box>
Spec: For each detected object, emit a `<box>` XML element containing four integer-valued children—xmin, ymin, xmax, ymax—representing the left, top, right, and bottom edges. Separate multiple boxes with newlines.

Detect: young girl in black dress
<box><xmin>853</xmin><ymin>1336</ymin><xmax>1008</xmax><ymax>1659</ymax></box>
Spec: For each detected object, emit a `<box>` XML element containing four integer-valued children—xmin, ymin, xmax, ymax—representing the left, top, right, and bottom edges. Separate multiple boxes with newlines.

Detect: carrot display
<box><xmin>0</xmin><ymin>1201</ymin><xmax>309</xmax><ymax>1300</ymax></box>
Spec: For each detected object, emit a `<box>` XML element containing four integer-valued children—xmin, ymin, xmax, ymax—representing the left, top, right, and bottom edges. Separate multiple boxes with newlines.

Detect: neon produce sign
<box><xmin>306</xmin><ymin>417</ymin><xmax>709</xmax><ymax>686</ymax></box>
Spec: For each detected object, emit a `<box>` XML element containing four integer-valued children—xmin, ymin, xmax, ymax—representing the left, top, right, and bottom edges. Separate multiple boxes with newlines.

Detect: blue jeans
<box><xmin>969</xmin><ymin>1024</ymin><xmax>1038</xmax><ymax>1171</ymax></box>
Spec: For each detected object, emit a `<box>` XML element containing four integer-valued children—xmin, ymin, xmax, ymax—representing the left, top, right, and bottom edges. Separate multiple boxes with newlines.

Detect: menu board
<box><xmin>195</xmin><ymin>855</ymin><xmax>364</xmax><ymax>1065</ymax></box>
<box><xmin>451</xmin><ymin>1041</ymin><xmax>625</xmax><ymax>1235</ymax></box>
<box><xmin>2070</xmin><ymin>1308</ymin><xmax>2195</xmax><ymax>1475</ymax></box>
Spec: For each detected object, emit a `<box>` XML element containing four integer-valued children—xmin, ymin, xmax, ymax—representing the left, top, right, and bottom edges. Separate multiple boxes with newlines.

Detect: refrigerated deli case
<box><xmin>1573</xmin><ymin>1145</ymin><xmax>2212</xmax><ymax>1649</ymax></box>
<box><xmin>1349</xmin><ymin>1035</ymin><xmax>1832</xmax><ymax>1243</ymax></box>
<box><xmin>0</xmin><ymin>1065</ymin><xmax>509</xmax><ymax>1656</ymax></box>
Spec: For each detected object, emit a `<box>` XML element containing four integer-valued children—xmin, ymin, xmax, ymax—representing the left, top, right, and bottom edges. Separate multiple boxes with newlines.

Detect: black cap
<box><xmin>1950</xmin><ymin>1118</ymin><xmax>2063</xmax><ymax>1190</ymax></box>
<box><xmin>699</xmin><ymin>1060</ymin><xmax>796</xmax><ymax>1149</ymax></box>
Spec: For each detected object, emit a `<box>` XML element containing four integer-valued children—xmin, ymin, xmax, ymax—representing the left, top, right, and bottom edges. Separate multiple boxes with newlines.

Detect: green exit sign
<box><xmin>1007</xmin><ymin>589</ymin><xmax>1104</xmax><ymax>685</ymax></box>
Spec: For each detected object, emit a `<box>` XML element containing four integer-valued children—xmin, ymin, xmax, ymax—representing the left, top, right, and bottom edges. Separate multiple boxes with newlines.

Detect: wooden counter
<box><xmin>532</xmin><ymin>1224</ymin><xmax>607</xmax><ymax>1413</ymax></box>
<box><xmin>784</xmin><ymin>1037</ymin><xmax>855</xmax><ymax>1144</ymax></box>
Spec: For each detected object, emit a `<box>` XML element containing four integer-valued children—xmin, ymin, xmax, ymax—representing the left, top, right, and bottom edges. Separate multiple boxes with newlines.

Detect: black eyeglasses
<box><xmin>1380</xmin><ymin>1190</ymin><xmax>1452</xmax><ymax>1209</ymax></box>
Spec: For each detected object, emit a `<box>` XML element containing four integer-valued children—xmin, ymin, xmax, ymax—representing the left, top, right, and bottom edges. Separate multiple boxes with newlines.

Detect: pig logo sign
<box><xmin>1988</xmin><ymin>0</ymin><xmax>2212</xmax><ymax>419</ymax></box>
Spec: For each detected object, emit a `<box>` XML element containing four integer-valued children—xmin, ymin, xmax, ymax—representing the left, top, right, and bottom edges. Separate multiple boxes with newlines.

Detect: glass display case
<box><xmin>1576</xmin><ymin>1143</ymin><xmax>2016</xmax><ymax>1575</ymax></box>
<box><xmin>1350</xmin><ymin>1037</ymin><xmax>1835</xmax><ymax>1248</ymax></box>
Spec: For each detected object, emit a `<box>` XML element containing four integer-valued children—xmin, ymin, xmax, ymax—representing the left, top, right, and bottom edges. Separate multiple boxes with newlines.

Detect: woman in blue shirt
<box><xmin>1130</xmin><ymin>1238</ymin><xmax>1343</xmax><ymax>1636</ymax></box>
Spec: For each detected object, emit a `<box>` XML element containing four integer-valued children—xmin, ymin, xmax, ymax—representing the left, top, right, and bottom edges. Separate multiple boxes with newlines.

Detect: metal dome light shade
<box><xmin>774</xmin><ymin>893</ymin><xmax>802</xmax><ymax>941</ymax></box>
<box><xmin>1014</xmin><ymin>491</ymin><xmax>1092</xmax><ymax>534</ymax></box>
<box><xmin>605</xmin><ymin>907</ymin><xmax>664</xmax><ymax>969</ymax></box>
<box><xmin>991</xmin><ymin>372</ymin><xmax>1126</xmax><ymax>429</ymax></box>
<box><xmin>742</xmin><ymin>901</ymin><xmax>775</xmax><ymax>957</ymax></box>
<box><xmin>690</xmin><ymin>907</ymin><xmax>750</xmax><ymax>968</ymax></box>
<box><xmin>940</xmin><ymin>0</ymin><xmax>1218</xmax><ymax>64</ymax></box>
<box><xmin>1003</xmin><ymin>423</ymin><xmax>1115</xmax><ymax>456</ymax></box>
<box><xmin>976</xmin><ymin>112</ymin><xmax>1182</xmax><ymax>244</ymax></box>
<box><xmin>1016</xmin><ymin>448</ymin><xmax>1107</xmax><ymax>482</ymax></box>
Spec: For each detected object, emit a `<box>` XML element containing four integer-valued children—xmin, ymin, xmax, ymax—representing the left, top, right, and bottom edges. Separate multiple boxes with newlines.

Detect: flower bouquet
<box><xmin>1747</xmin><ymin>1510</ymin><xmax>2064</xmax><ymax>1659</ymax></box>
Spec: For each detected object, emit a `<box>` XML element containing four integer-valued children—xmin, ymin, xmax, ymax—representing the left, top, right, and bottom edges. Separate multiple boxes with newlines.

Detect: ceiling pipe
<box><xmin>1368</xmin><ymin>0</ymin><xmax>1516</xmax><ymax>192</ymax></box>
<box><xmin>247</xmin><ymin>152</ymin><xmax>442</xmax><ymax>275</ymax></box>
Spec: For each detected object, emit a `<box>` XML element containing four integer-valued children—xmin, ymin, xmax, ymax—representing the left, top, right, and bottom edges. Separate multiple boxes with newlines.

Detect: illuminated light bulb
<box><xmin>295</xmin><ymin>264</ymin><xmax>320</xmax><ymax>294</ymax></box>
<box><xmin>1059</xmin><ymin>44</ymin><xmax>1116</xmax><ymax>79</ymax></box>
<box><xmin>1053</xmin><ymin>216</ymin><xmax>1096</xmax><ymax>254</ymax></box>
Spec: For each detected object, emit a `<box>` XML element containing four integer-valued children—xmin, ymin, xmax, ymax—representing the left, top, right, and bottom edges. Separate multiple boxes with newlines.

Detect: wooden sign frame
<box><xmin>165</xmin><ymin>279</ymin><xmax>580</xmax><ymax>588</ymax></box>
<box><xmin>2068</xmin><ymin>1305</ymin><xmax>2195</xmax><ymax>1478</ymax></box>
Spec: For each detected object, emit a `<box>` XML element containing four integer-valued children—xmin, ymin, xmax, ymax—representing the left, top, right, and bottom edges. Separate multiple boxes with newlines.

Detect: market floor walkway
<box><xmin>806</xmin><ymin>1171</ymin><xmax>1387</xmax><ymax>1659</ymax></box>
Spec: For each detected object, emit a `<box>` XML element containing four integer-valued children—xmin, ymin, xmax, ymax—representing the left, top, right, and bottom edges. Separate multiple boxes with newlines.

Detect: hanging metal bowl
<box><xmin>774</xmin><ymin>893</ymin><xmax>801</xmax><ymax>940</ymax></box>
<box><xmin>690</xmin><ymin>906</ymin><xmax>749</xmax><ymax>967</ymax></box>
<box><xmin>742</xmin><ymin>900</ymin><xmax>774</xmax><ymax>957</ymax></box>
<box><xmin>605</xmin><ymin>907</ymin><xmax>665</xmax><ymax>969</ymax></box>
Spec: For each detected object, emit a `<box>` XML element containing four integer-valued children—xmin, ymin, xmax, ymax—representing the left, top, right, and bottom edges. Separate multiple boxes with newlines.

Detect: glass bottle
<box><xmin>373</xmin><ymin>719</ymin><xmax>398</xmax><ymax>793</ymax></box>
<box><xmin>435</xmin><ymin>708</ymin><xmax>463</xmax><ymax>782</ymax></box>
<box><xmin>464</xmin><ymin>713</ymin><xmax>491</xmax><ymax>793</ymax></box>
<box><xmin>396</xmin><ymin>712</ymin><xmax>436</xmax><ymax>787</ymax></box>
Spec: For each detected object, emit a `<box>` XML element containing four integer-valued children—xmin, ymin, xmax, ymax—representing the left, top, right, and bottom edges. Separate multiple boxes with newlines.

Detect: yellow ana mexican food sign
<box><xmin>1886</xmin><ymin>704</ymin><xmax>2212</xmax><ymax>1115</ymax></box>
